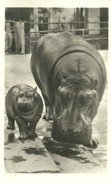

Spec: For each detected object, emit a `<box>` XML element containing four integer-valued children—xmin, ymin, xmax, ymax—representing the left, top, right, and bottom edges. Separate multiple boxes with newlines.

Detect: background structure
<box><xmin>5</xmin><ymin>8</ymin><xmax>108</xmax><ymax>54</ymax></box>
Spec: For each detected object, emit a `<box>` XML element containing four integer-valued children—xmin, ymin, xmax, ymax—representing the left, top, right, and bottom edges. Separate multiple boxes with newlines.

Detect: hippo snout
<box><xmin>18</xmin><ymin>101</ymin><xmax>32</xmax><ymax>111</ymax></box>
<box><xmin>18</xmin><ymin>101</ymin><xmax>28</xmax><ymax>106</ymax></box>
<box><xmin>52</xmin><ymin>119</ymin><xmax>92</xmax><ymax>145</ymax></box>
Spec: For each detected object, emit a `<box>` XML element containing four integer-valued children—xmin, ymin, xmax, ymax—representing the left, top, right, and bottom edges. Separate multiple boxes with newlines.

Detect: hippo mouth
<box><xmin>52</xmin><ymin>108</ymin><xmax>92</xmax><ymax>145</ymax></box>
<box><xmin>18</xmin><ymin>104</ymin><xmax>32</xmax><ymax>112</ymax></box>
<box><xmin>52</xmin><ymin>122</ymin><xmax>92</xmax><ymax>145</ymax></box>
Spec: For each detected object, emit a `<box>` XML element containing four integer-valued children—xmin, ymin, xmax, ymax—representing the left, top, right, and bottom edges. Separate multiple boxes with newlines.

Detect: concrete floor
<box><xmin>4</xmin><ymin>51</ymin><xmax>108</xmax><ymax>172</ymax></box>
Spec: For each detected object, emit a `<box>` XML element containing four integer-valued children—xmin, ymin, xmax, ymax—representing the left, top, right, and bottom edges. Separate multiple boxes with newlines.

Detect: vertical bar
<box><xmin>33</xmin><ymin>8</ymin><xmax>39</xmax><ymax>36</ymax></box>
<box><xmin>14</xmin><ymin>21</ymin><xmax>20</xmax><ymax>54</ymax></box>
<box><xmin>48</xmin><ymin>8</ymin><xmax>53</xmax><ymax>30</ymax></box>
<box><xmin>20</xmin><ymin>21</ymin><xmax>25</xmax><ymax>54</ymax></box>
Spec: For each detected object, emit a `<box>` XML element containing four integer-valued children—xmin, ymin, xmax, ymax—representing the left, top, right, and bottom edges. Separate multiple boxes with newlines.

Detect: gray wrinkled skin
<box><xmin>5</xmin><ymin>84</ymin><xmax>43</xmax><ymax>140</ymax></box>
<box><xmin>31</xmin><ymin>32</ymin><xmax>106</xmax><ymax>147</ymax></box>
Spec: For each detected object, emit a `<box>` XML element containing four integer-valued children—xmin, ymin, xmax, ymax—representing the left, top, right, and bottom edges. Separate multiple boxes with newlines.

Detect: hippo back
<box><xmin>31</xmin><ymin>32</ymin><xmax>106</xmax><ymax>102</ymax></box>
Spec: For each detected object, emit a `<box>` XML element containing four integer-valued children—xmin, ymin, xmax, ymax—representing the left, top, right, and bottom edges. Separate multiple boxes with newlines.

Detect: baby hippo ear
<box><xmin>34</xmin><ymin>87</ymin><xmax>38</xmax><ymax>98</ymax></box>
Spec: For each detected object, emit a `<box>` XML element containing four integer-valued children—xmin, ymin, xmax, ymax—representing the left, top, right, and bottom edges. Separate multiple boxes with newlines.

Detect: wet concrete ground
<box><xmin>4</xmin><ymin>51</ymin><xmax>108</xmax><ymax>172</ymax></box>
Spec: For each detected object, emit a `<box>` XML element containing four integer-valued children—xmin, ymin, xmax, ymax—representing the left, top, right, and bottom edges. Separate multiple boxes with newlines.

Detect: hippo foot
<box><xmin>43</xmin><ymin>114</ymin><xmax>53</xmax><ymax>121</ymax></box>
<box><xmin>28</xmin><ymin>132</ymin><xmax>37</xmax><ymax>139</ymax></box>
<box><xmin>86</xmin><ymin>138</ymin><xmax>99</xmax><ymax>149</ymax></box>
<box><xmin>18</xmin><ymin>134</ymin><xmax>28</xmax><ymax>141</ymax></box>
<box><xmin>7</xmin><ymin>125</ymin><xmax>15</xmax><ymax>130</ymax></box>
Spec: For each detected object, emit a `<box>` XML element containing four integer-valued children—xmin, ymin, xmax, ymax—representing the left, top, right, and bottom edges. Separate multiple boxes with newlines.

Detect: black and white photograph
<box><xmin>1</xmin><ymin>0</ymin><xmax>111</xmax><ymax>182</ymax></box>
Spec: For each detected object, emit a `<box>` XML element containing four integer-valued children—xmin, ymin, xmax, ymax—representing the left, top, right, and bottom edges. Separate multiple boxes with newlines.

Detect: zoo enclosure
<box><xmin>5</xmin><ymin>20</ymin><xmax>108</xmax><ymax>54</ymax></box>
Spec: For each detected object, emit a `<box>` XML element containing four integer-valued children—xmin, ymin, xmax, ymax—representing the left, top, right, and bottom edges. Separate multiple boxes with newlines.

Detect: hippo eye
<box><xmin>18</xmin><ymin>94</ymin><xmax>23</xmax><ymax>98</ymax></box>
<box><xmin>58</xmin><ymin>86</ymin><xmax>74</xmax><ymax>101</ymax></box>
<box><xmin>27</xmin><ymin>95</ymin><xmax>34</xmax><ymax>99</ymax></box>
<box><xmin>79</xmin><ymin>95</ymin><xmax>91</xmax><ymax>106</ymax></box>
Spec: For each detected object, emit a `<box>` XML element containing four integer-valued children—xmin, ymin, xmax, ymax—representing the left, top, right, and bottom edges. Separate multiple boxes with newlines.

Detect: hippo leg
<box><xmin>7</xmin><ymin>115</ymin><xmax>15</xmax><ymax>130</ymax></box>
<box><xmin>42</xmin><ymin>94</ymin><xmax>53</xmax><ymax>120</ymax></box>
<box><xmin>86</xmin><ymin>138</ymin><xmax>99</xmax><ymax>149</ymax></box>
<box><xmin>15</xmin><ymin>116</ymin><xmax>28</xmax><ymax>140</ymax></box>
<box><xmin>43</xmin><ymin>105</ymin><xmax>53</xmax><ymax>120</ymax></box>
<box><xmin>27</xmin><ymin>116</ymin><xmax>40</xmax><ymax>139</ymax></box>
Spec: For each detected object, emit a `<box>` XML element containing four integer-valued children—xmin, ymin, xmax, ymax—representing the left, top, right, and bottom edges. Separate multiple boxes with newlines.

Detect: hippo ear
<box><xmin>34</xmin><ymin>87</ymin><xmax>37</xmax><ymax>91</ymax></box>
<box><xmin>62</xmin><ymin>73</ymin><xmax>68</xmax><ymax>80</ymax></box>
<box><xmin>34</xmin><ymin>87</ymin><xmax>38</xmax><ymax>98</ymax></box>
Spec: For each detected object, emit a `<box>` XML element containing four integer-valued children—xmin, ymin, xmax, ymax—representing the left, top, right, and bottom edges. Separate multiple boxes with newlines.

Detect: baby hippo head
<box><xmin>17</xmin><ymin>87</ymin><xmax>37</xmax><ymax>112</ymax></box>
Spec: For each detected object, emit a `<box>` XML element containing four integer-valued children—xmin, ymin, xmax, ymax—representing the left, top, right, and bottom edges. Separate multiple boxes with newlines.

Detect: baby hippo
<box><xmin>5</xmin><ymin>84</ymin><xmax>43</xmax><ymax>140</ymax></box>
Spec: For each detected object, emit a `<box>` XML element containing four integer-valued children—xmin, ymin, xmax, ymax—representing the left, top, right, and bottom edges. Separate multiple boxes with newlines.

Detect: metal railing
<box><xmin>5</xmin><ymin>20</ymin><xmax>108</xmax><ymax>53</ymax></box>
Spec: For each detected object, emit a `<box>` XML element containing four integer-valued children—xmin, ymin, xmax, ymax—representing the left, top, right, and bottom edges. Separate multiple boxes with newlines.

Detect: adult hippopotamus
<box><xmin>5</xmin><ymin>84</ymin><xmax>43</xmax><ymax>140</ymax></box>
<box><xmin>30</xmin><ymin>31</ymin><xmax>106</xmax><ymax>147</ymax></box>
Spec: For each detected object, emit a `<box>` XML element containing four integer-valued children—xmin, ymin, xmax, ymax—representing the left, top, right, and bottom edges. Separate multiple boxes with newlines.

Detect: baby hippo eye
<box><xmin>27</xmin><ymin>95</ymin><xmax>34</xmax><ymax>99</ymax></box>
<box><xmin>18</xmin><ymin>93</ymin><xmax>23</xmax><ymax>98</ymax></box>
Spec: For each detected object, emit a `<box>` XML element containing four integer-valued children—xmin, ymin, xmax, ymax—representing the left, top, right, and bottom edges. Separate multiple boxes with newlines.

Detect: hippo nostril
<box><xmin>20</xmin><ymin>102</ymin><xmax>27</xmax><ymax>106</ymax></box>
<box><xmin>75</xmin><ymin>131</ymin><xmax>79</xmax><ymax>135</ymax></box>
<box><xmin>20</xmin><ymin>103</ymin><xmax>26</xmax><ymax>106</ymax></box>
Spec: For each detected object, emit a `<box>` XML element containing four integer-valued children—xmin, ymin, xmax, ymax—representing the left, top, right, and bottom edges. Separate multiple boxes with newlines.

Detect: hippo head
<box><xmin>52</xmin><ymin>70</ymin><xmax>99</xmax><ymax>145</ymax></box>
<box><xmin>16</xmin><ymin>87</ymin><xmax>38</xmax><ymax>112</ymax></box>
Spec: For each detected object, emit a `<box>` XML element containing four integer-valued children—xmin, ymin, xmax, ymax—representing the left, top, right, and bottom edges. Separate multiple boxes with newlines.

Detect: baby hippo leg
<box><xmin>7</xmin><ymin>114</ymin><xmax>15</xmax><ymax>130</ymax></box>
<box><xmin>28</xmin><ymin>116</ymin><xmax>41</xmax><ymax>139</ymax></box>
<box><xmin>15</xmin><ymin>116</ymin><xmax>28</xmax><ymax>140</ymax></box>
